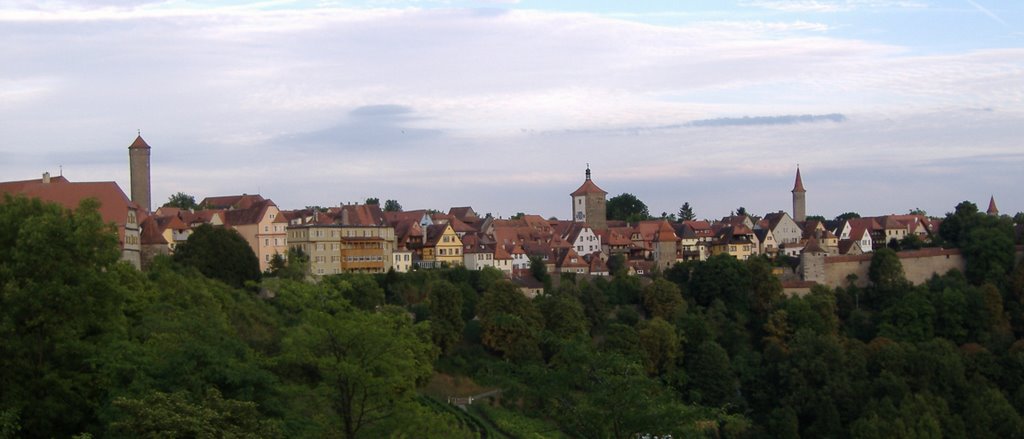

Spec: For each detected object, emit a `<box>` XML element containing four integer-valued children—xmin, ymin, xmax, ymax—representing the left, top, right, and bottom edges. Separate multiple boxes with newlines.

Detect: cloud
<box><xmin>689</xmin><ymin>113</ymin><xmax>847</xmax><ymax>127</ymax></box>
<box><xmin>741</xmin><ymin>0</ymin><xmax>926</xmax><ymax>13</ymax></box>
<box><xmin>278</xmin><ymin>105</ymin><xmax>443</xmax><ymax>152</ymax></box>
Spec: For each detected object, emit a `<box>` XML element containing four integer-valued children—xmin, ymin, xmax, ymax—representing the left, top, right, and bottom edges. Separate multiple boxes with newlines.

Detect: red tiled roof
<box><xmin>570</xmin><ymin>178</ymin><xmax>607</xmax><ymax>196</ymax></box>
<box><xmin>792</xmin><ymin>167</ymin><xmax>805</xmax><ymax>192</ymax></box>
<box><xmin>0</xmin><ymin>177</ymin><xmax>137</xmax><ymax>243</ymax></box>
<box><xmin>988</xmin><ymin>196</ymin><xmax>999</xmax><ymax>215</ymax></box>
<box><xmin>200</xmin><ymin>194</ymin><xmax>265</xmax><ymax>210</ymax></box>
<box><xmin>139</xmin><ymin>216</ymin><xmax>167</xmax><ymax>245</ymax></box>
<box><xmin>129</xmin><ymin>135</ymin><xmax>151</xmax><ymax>149</ymax></box>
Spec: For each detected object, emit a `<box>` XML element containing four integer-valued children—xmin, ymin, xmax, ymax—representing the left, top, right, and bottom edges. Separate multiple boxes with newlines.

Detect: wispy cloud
<box><xmin>742</xmin><ymin>0</ymin><xmax>926</xmax><ymax>13</ymax></box>
<box><xmin>965</xmin><ymin>0</ymin><xmax>1008</xmax><ymax>27</ymax></box>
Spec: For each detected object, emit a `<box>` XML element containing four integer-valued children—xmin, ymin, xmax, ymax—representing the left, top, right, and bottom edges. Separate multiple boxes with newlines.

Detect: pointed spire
<box><xmin>987</xmin><ymin>195</ymin><xmax>999</xmax><ymax>216</ymax></box>
<box><xmin>792</xmin><ymin>166</ymin><xmax>805</xmax><ymax>193</ymax></box>
<box><xmin>129</xmin><ymin>134</ymin><xmax>151</xmax><ymax>149</ymax></box>
<box><xmin>585</xmin><ymin>163</ymin><xmax>591</xmax><ymax>181</ymax></box>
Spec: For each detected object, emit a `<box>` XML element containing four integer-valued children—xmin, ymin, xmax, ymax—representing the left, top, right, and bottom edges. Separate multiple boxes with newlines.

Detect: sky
<box><xmin>1</xmin><ymin>0</ymin><xmax>1022</xmax><ymax>220</ymax></box>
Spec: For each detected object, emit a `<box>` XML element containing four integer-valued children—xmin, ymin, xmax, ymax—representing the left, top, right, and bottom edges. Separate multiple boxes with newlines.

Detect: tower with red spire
<box><xmin>792</xmin><ymin>167</ymin><xmax>806</xmax><ymax>222</ymax></box>
<box><xmin>987</xmin><ymin>196</ymin><xmax>999</xmax><ymax>216</ymax></box>
<box><xmin>129</xmin><ymin>133</ymin><xmax>152</xmax><ymax>212</ymax></box>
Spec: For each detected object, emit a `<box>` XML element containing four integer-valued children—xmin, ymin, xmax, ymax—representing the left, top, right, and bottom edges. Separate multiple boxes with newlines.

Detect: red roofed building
<box><xmin>570</xmin><ymin>165</ymin><xmax>608</xmax><ymax>230</ymax></box>
<box><xmin>0</xmin><ymin>173</ymin><xmax>143</xmax><ymax>268</ymax></box>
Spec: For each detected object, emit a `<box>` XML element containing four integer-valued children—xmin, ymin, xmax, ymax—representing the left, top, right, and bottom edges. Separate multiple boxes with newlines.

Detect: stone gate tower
<box><xmin>792</xmin><ymin>167</ymin><xmax>806</xmax><ymax>222</ymax></box>
<box><xmin>571</xmin><ymin>165</ymin><xmax>608</xmax><ymax>230</ymax></box>
<box><xmin>129</xmin><ymin>134</ymin><xmax>152</xmax><ymax>212</ymax></box>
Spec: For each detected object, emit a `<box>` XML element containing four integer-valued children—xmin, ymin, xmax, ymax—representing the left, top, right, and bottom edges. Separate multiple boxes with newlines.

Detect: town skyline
<box><xmin>1</xmin><ymin>1</ymin><xmax>1022</xmax><ymax>219</ymax></box>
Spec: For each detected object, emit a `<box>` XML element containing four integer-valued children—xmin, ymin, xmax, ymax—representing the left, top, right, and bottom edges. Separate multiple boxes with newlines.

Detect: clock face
<box><xmin>575</xmin><ymin>211</ymin><xmax>584</xmax><ymax>220</ymax></box>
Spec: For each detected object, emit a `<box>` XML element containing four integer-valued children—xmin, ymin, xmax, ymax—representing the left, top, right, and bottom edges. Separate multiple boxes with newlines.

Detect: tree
<box><xmin>642</xmin><ymin>278</ymin><xmax>685</xmax><ymax>320</ymax></box>
<box><xmin>806</xmin><ymin>215</ymin><xmax>827</xmax><ymax>222</ymax></box>
<box><xmin>266</xmin><ymin>247</ymin><xmax>309</xmax><ymax>280</ymax></box>
<box><xmin>636</xmin><ymin>318</ymin><xmax>679</xmax><ymax>377</ymax></box>
<box><xmin>835</xmin><ymin>212</ymin><xmax>861</xmax><ymax>221</ymax></box>
<box><xmin>279</xmin><ymin>307</ymin><xmax>435</xmax><ymax>439</ymax></box>
<box><xmin>428</xmin><ymin>280</ymin><xmax>464</xmax><ymax>353</ymax></box>
<box><xmin>109</xmin><ymin>388</ymin><xmax>281</xmax><ymax>438</ymax></box>
<box><xmin>536</xmin><ymin>293</ymin><xmax>588</xmax><ymax>339</ymax></box>
<box><xmin>909</xmin><ymin>208</ymin><xmax>927</xmax><ymax>216</ymax></box>
<box><xmin>173</xmin><ymin>224</ymin><xmax>261</xmax><ymax>288</ymax></box>
<box><xmin>163</xmin><ymin>192</ymin><xmax>198</xmax><ymax>210</ymax></box>
<box><xmin>868</xmin><ymin>248</ymin><xmax>906</xmax><ymax>293</ymax></box>
<box><xmin>678</xmin><ymin>202</ymin><xmax>696</xmax><ymax>221</ymax></box>
<box><xmin>939</xmin><ymin>201</ymin><xmax>979</xmax><ymax>247</ymax></box>
<box><xmin>962</xmin><ymin>215</ymin><xmax>1015</xmax><ymax>285</ymax></box>
<box><xmin>607</xmin><ymin>193</ymin><xmax>650</xmax><ymax>222</ymax></box>
<box><xmin>476</xmin><ymin>281</ymin><xmax>543</xmax><ymax>362</ymax></box>
<box><xmin>364</xmin><ymin>197</ymin><xmax>379</xmax><ymax>205</ymax></box>
<box><xmin>735</xmin><ymin>206</ymin><xmax>748</xmax><ymax>217</ymax></box>
<box><xmin>0</xmin><ymin>195</ymin><xmax>130</xmax><ymax>437</ymax></box>
<box><xmin>383</xmin><ymin>199</ymin><xmax>402</xmax><ymax>212</ymax></box>
<box><xmin>685</xmin><ymin>341</ymin><xmax>736</xmax><ymax>406</ymax></box>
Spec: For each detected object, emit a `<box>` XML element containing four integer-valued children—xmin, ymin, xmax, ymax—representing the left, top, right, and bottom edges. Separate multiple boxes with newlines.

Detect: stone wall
<box><xmin>820</xmin><ymin>247</ymin><xmax>1024</xmax><ymax>288</ymax></box>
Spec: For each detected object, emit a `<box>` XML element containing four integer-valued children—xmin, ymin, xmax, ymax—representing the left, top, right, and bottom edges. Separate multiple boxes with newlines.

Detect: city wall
<box><xmin>821</xmin><ymin>247</ymin><xmax>1024</xmax><ymax>289</ymax></box>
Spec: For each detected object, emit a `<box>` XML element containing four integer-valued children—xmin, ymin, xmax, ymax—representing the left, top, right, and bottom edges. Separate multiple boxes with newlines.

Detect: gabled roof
<box><xmin>448</xmin><ymin>206</ymin><xmax>478</xmax><ymax>222</ymax></box>
<box><xmin>223</xmin><ymin>199</ymin><xmax>277</xmax><ymax>226</ymax></box>
<box><xmin>425</xmin><ymin>223</ymin><xmax>457</xmax><ymax>247</ymax></box>
<box><xmin>337</xmin><ymin>203</ymin><xmax>386</xmax><ymax>226</ymax></box>
<box><xmin>200</xmin><ymin>194</ymin><xmax>265</xmax><ymax>210</ymax></box>
<box><xmin>653</xmin><ymin>220</ymin><xmax>678</xmax><ymax>242</ymax></box>
<box><xmin>0</xmin><ymin>177</ymin><xmax>138</xmax><ymax>243</ymax></box>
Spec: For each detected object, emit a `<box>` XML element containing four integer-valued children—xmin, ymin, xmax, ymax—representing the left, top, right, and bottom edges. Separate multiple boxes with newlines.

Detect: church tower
<box><xmin>129</xmin><ymin>134</ymin><xmax>152</xmax><ymax>212</ymax></box>
<box><xmin>987</xmin><ymin>196</ymin><xmax>999</xmax><ymax>216</ymax></box>
<box><xmin>571</xmin><ymin>165</ymin><xmax>608</xmax><ymax>230</ymax></box>
<box><xmin>792</xmin><ymin>167</ymin><xmax>806</xmax><ymax>222</ymax></box>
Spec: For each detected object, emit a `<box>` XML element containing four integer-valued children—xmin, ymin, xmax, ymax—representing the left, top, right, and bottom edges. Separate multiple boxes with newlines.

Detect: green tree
<box><xmin>428</xmin><ymin>280</ymin><xmax>464</xmax><ymax>353</ymax></box>
<box><xmin>476</xmin><ymin>281</ymin><xmax>543</xmax><ymax>362</ymax></box>
<box><xmin>174</xmin><ymin>223</ymin><xmax>261</xmax><ymax>288</ymax></box>
<box><xmin>536</xmin><ymin>292</ymin><xmax>588</xmax><ymax>339</ymax></box>
<box><xmin>266</xmin><ymin>247</ymin><xmax>309</xmax><ymax>280</ymax></box>
<box><xmin>108</xmin><ymin>388</ymin><xmax>281</xmax><ymax>439</ymax></box>
<box><xmin>735</xmin><ymin>206</ymin><xmax>748</xmax><ymax>217</ymax></box>
<box><xmin>364</xmin><ymin>197</ymin><xmax>379</xmax><ymax>205</ymax></box>
<box><xmin>383</xmin><ymin>199</ymin><xmax>402</xmax><ymax>212</ymax></box>
<box><xmin>939</xmin><ymin>201</ymin><xmax>980</xmax><ymax>247</ymax></box>
<box><xmin>678</xmin><ymin>202</ymin><xmax>696</xmax><ymax>221</ymax></box>
<box><xmin>322</xmin><ymin>274</ymin><xmax>385</xmax><ymax>311</ymax></box>
<box><xmin>688</xmin><ymin>253</ymin><xmax>752</xmax><ymax>309</ymax></box>
<box><xmin>962</xmin><ymin>215</ymin><xmax>1015</xmax><ymax>285</ymax></box>
<box><xmin>685</xmin><ymin>341</ymin><xmax>736</xmax><ymax>406</ymax></box>
<box><xmin>636</xmin><ymin>318</ymin><xmax>679</xmax><ymax>377</ymax></box>
<box><xmin>279</xmin><ymin>307</ymin><xmax>435</xmax><ymax>439</ymax></box>
<box><xmin>163</xmin><ymin>192</ymin><xmax>198</xmax><ymax>210</ymax></box>
<box><xmin>835</xmin><ymin>212</ymin><xmax>861</xmax><ymax>221</ymax></box>
<box><xmin>0</xmin><ymin>195</ymin><xmax>129</xmax><ymax>437</ymax></box>
<box><xmin>642</xmin><ymin>278</ymin><xmax>686</xmax><ymax>320</ymax></box>
<box><xmin>607</xmin><ymin>193</ymin><xmax>650</xmax><ymax>222</ymax></box>
<box><xmin>869</xmin><ymin>248</ymin><xmax>906</xmax><ymax>293</ymax></box>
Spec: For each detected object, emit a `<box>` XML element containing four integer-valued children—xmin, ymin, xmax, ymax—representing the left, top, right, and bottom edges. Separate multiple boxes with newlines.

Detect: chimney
<box><xmin>42</xmin><ymin>172</ymin><xmax>50</xmax><ymax>184</ymax></box>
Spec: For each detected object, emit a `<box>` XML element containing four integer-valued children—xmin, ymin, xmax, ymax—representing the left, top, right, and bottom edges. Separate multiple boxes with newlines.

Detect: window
<box><xmin>264</xmin><ymin>238</ymin><xmax>269</xmax><ymax>246</ymax></box>
<box><xmin>264</xmin><ymin>226</ymin><xmax>269</xmax><ymax>232</ymax></box>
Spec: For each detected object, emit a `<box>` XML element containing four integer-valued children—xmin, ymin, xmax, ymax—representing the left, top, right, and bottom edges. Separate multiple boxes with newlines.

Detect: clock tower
<box><xmin>570</xmin><ymin>165</ymin><xmax>608</xmax><ymax>230</ymax></box>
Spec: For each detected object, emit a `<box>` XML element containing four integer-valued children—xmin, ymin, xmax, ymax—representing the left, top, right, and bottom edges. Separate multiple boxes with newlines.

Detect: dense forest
<box><xmin>2</xmin><ymin>194</ymin><xmax>1023</xmax><ymax>438</ymax></box>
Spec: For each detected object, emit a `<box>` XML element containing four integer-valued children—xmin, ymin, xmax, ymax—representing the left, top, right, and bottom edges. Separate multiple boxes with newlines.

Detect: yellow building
<box><xmin>422</xmin><ymin>223</ymin><xmax>463</xmax><ymax>267</ymax></box>
<box><xmin>286</xmin><ymin>204</ymin><xmax>397</xmax><ymax>275</ymax></box>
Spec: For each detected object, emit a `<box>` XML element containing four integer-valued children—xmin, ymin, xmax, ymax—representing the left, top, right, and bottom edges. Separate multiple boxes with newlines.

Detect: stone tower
<box><xmin>129</xmin><ymin>134</ymin><xmax>152</xmax><ymax>212</ymax></box>
<box><xmin>792</xmin><ymin>167</ymin><xmax>806</xmax><ymax>222</ymax></box>
<box><xmin>570</xmin><ymin>165</ymin><xmax>608</xmax><ymax>230</ymax></box>
<box><xmin>987</xmin><ymin>196</ymin><xmax>999</xmax><ymax>216</ymax></box>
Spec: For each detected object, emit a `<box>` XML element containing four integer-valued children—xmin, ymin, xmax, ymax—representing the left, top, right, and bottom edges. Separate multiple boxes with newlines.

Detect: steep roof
<box><xmin>338</xmin><ymin>204</ymin><xmax>386</xmax><ymax>226</ymax></box>
<box><xmin>223</xmin><ymin>199</ymin><xmax>276</xmax><ymax>226</ymax></box>
<box><xmin>570</xmin><ymin>168</ymin><xmax>608</xmax><ymax>196</ymax></box>
<box><xmin>129</xmin><ymin>135</ymin><xmax>151</xmax><ymax>149</ymax></box>
<box><xmin>139</xmin><ymin>216</ymin><xmax>168</xmax><ymax>245</ymax></box>
<box><xmin>988</xmin><ymin>196</ymin><xmax>999</xmax><ymax>215</ymax></box>
<box><xmin>653</xmin><ymin>220</ymin><xmax>678</xmax><ymax>242</ymax></box>
<box><xmin>792</xmin><ymin>167</ymin><xmax>805</xmax><ymax>192</ymax></box>
<box><xmin>801</xmin><ymin>237</ymin><xmax>826</xmax><ymax>254</ymax></box>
